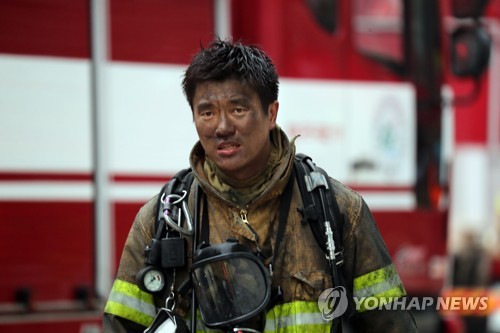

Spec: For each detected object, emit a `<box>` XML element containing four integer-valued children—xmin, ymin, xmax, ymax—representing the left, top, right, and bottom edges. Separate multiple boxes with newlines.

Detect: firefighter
<box><xmin>103</xmin><ymin>38</ymin><xmax>417</xmax><ymax>332</ymax></box>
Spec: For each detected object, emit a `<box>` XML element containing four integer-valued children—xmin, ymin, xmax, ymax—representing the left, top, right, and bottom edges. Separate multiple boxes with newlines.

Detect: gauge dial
<box><xmin>137</xmin><ymin>266</ymin><xmax>166</xmax><ymax>293</ymax></box>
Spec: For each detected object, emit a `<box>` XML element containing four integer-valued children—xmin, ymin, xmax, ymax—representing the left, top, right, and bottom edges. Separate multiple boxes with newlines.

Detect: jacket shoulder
<box><xmin>327</xmin><ymin>177</ymin><xmax>364</xmax><ymax>215</ymax></box>
<box><xmin>137</xmin><ymin>194</ymin><xmax>160</xmax><ymax>220</ymax></box>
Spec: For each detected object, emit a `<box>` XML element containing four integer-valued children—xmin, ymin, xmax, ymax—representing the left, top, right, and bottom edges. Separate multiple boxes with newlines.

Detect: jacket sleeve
<box><xmin>102</xmin><ymin>197</ymin><xmax>158</xmax><ymax>332</ymax></box>
<box><xmin>333</xmin><ymin>179</ymin><xmax>418</xmax><ymax>332</ymax></box>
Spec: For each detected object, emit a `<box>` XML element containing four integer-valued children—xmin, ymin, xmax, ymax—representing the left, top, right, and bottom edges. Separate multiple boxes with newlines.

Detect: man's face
<box><xmin>193</xmin><ymin>79</ymin><xmax>278</xmax><ymax>181</ymax></box>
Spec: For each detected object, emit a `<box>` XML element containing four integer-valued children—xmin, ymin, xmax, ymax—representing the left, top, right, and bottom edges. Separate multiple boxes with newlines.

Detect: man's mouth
<box><xmin>217</xmin><ymin>142</ymin><xmax>240</xmax><ymax>150</ymax></box>
<box><xmin>217</xmin><ymin>142</ymin><xmax>240</xmax><ymax>156</ymax></box>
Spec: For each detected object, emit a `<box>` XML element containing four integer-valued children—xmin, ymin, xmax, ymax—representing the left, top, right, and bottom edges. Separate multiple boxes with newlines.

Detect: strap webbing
<box><xmin>270</xmin><ymin>169</ymin><xmax>295</xmax><ymax>271</ymax></box>
<box><xmin>199</xmin><ymin>194</ymin><xmax>210</xmax><ymax>245</ymax></box>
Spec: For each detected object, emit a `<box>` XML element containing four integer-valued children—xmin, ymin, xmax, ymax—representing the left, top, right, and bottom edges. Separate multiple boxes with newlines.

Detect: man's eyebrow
<box><xmin>195</xmin><ymin>96</ymin><xmax>252</xmax><ymax>112</ymax></box>
<box><xmin>229</xmin><ymin>97</ymin><xmax>252</xmax><ymax>107</ymax></box>
<box><xmin>195</xmin><ymin>101</ymin><xmax>213</xmax><ymax>112</ymax></box>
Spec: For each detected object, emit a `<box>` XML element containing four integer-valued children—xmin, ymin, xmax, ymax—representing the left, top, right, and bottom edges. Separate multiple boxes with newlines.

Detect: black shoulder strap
<box><xmin>148</xmin><ymin>169</ymin><xmax>195</xmax><ymax>306</ymax></box>
<box><xmin>294</xmin><ymin>153</ymin><xmax>344</xmax><ymax>266</ymax></box>
<box><xmin>294</xmin><ymin>153</ymin><xmax>348</xmax><ymax>332</ymax></box>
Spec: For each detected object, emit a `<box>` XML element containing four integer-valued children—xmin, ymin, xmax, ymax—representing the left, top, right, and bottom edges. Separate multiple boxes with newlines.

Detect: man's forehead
<box><xmin>193</xmin><ymin>80</ymin><xmax>258</xmax><ymax>102</ymax></box>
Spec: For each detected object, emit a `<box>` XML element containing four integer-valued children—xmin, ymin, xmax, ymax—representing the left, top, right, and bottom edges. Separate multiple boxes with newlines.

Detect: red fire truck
<box><xmin>0</xmin><ymin>0</ymin><xmax>499</xmax><ymax>332</ymax></box>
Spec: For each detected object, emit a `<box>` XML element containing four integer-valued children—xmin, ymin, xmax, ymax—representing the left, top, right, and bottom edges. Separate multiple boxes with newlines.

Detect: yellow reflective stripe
<box><xmin>353</xmin><ymin>264</ymin><xmax>405</xmax><ymax>298</ymax></box>
<box><xmin>353</xmin><ymin>264</ymin><xmax>406</xmax><ymax>313</ymax></box>
<box><xmin>190</xmin><ymin>301</ymin><xmax>330</xmax><ymax>332</ymax></box>
<box><xmin>264</xmin><ymin>301</ymin><xmax>330</xmax><ymax>333</ymax></box>
<box><xmin>104</xmin><ymin>279</ymin><xmax>156</xmax><ymax>327</ymax></box>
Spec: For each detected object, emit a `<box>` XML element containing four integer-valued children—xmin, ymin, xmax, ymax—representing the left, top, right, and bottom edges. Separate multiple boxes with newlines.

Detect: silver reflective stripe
<box><xmin>353</xmin><ymin>273</ymin><xmax>403</xmax><ymax>299</ymax></box>
<box><xmin>108</xmin><ymin>289</ymin><xmax>157</xmax><ymax>317</ymax></box>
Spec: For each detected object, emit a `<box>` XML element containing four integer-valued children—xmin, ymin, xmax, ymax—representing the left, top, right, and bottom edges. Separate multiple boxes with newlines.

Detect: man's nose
<box><xmin>215</xmin><ymin>112</ymin><xmax>235</xmax><ymax>137</ymax></box>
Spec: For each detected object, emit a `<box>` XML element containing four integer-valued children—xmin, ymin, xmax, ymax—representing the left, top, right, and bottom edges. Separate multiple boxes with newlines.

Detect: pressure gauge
<box><xmin>137</xmin><ymin>266</ymin><xmax>166</xmax><ymax>293</ymax></box>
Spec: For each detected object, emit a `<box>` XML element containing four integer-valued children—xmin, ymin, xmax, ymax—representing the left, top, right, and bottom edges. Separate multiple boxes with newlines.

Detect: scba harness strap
<box><xmin>293</xmin><ymin>153</ymin><xmax>348</xmax><ymax>333</ymax></box>
<box><xmin>149</xmin><ymin>154</ymin><xmax>348</xmax><ymax>332</ymax></box>
<box><xmin>294</xmin><ymin>153</ymin><xmax>345</xmax><ymax>268</ymax></box>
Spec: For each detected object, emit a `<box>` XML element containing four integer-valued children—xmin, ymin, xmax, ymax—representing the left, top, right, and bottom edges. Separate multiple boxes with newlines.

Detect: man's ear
<box><xmin>268</xmin><ymin>101</ymin><xmax>279</xmax><ymax>129</ymax></box>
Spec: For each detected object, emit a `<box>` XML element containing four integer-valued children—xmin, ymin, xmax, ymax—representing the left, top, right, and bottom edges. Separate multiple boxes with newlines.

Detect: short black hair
<box><xmin>182</xmin><ymin>38</ymin><xmax>279</xmax><ymax>113</ymax></box>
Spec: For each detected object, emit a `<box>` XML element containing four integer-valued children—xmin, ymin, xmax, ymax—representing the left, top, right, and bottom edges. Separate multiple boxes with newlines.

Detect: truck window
<box><xmin>353</xmin><ymin>0</ymin><xmax>404</xmax><ymax>73</ymax></box>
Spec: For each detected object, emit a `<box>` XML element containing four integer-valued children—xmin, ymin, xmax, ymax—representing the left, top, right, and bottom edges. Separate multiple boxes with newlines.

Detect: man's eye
<box><xmin>200</xmin><ymin>111</ymin><xmax>213</xmax><ymax>118</ymax></box>
<box><xmin>234</xmin><ymin>108</ymin><xmax>244</xmax><ymax>114</ymax></box>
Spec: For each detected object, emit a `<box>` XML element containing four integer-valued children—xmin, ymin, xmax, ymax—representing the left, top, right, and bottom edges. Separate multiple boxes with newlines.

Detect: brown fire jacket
<box><xmin>103</xmin><ymin>133</ymin><xmax>418</xmax><ymax>332</ymax></box>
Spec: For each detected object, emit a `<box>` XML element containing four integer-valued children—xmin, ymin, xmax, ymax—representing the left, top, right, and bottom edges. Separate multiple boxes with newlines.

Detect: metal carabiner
<box><xmin>163</xmin><ymin>191</ymin><xmax>194</xmax><ymax>236</ymax></box>
<box><xmin>165</xmin><ymin>291</ymin><xmax>176</xmax><ymax>311</ymax></box>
